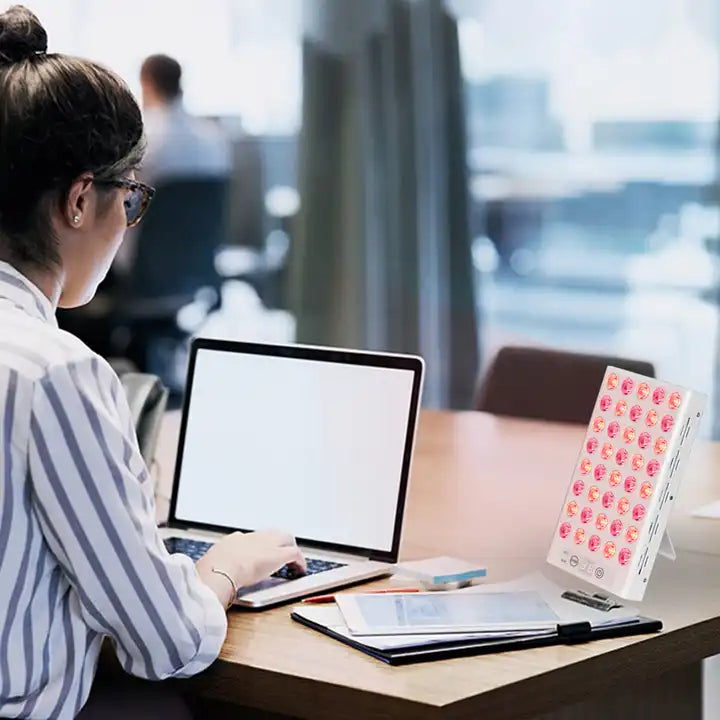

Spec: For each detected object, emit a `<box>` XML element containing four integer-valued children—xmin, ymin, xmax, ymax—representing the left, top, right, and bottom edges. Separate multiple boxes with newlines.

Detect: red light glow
<box><xmin>639</xmin><ymin>482</ymin><xmax>653</xmax><ymax>500</ymax></box>
<box><xmin>615</xmin><ymin>401</ymin><xmax>627</xmax><ymax>416</ymax></box>
<box><xmin>559</xmin><ymin>522</ymin><xmax>571</xmax><ymax>538</ymax></box>
<box><xmin>601</xmin><ymin>444</ymin><xmax>613</xmax><ymax>460</ymax></box>
<box><xmin>617</xmin><ymin>497</ymin><xmax>630</xmax><ymax>514</ymax></box>
<box><xmin>637</xmin><ymin>382</ymin><xmax>650</xmax><ymax>400</ymax></box>
<box><xmin>646</xmin><ymin>459</ymin><xmax>661</xmax><ymax>477</ymax></box>
<box><xmin>607</xmin><ymin>421</ymin><xmax>620</xmax><ymax>438</ymax></box>
<box><xmin>624</xmin><ymin>475</ymin><xmax>637</xmax><ymax>493</ymax></box>
<box><xmin>602</xmin><ymin>491</ymin><xmax>615</xmax><ymax>508</ymax></box>
<box><xmin>581</xmin><ymin>507</ymin><xmax>593</xmax><ymax>524</ymax></box>
<box><xmin>580</xmin><ymin>458</ymin><xmax>592</xmax><ymax>474</ymax></box>
<box><xmin>609</xmin><ymin>471</ymin><xmax>622</xmax><ymax>487</ymax></box>
<box><xmin>629</xmin><ymin>405</ymin><xmax>643</xmax><ymax>422</ymax></box>
<box><xmin>632</xmin><ymin>504</ymin><xmax>646</xmax><ymax>522</ymax></box>
<box><xmin>653</xmin><ymin>438</ymin><xmax>667</xmax><ymax>455</ymax></box>
<box><xmin>621</xmin><ymin>378</ymin><xmax>634</xmax><ymax>395</ymax></box>
<box><xmin>668</xmin><ymin>392</ymin><xmax>681</xmax><ymax>410</ymax></box>
<box><xmin>574</xmin><ymin>528</ymin><xmax>585</xmax><ymax>545</ymax></box>
<box><xmin>661</xmin><ymin>415</ymin><xmax>674</xmax><ymax>432</ymax></box>
<box><xmin>566</xmin><ymin>501</ymin><xmax>578</xmax><ymax>516</ymax></box>
<box><xmin>631</xmin><ymin>454</ymin><xmax>644</xmax><ymax>471</ymax></box>
<box><xmin>618</xmin><ymin>548</ymin><xmax>632</xmax><ymax>566</ymax></box>
<box><xmin>588</xmin><ymin>486</ymin><xmax>600</xmax><ymax>503</ymax></box>
<box><xmin>652</xmin><ymin>387</ymin><xmax>666</xmax><ymax>405</ymax></box>
<box><xmin>623</xmin><ymin>427</ymin><xmax>636</xmax><ymax>444</ymax></box>
<box><xmin>588</xmin><ymin>535</ymin><xmax>601</xmax><ymax>551</ymax></box>
<box><xmin>603</xmin><ymin>542</ymin><xmax>616</xmax><ymax>559</ymax></box>
<box><xmin>646</xmin><ymin>410</ymin><xmax>658</xmax><ymax>427</ymax></box>
<box><xmin>596</xmin><ymin>513</ymin><xmax>609</xmax><ymax>530</ymax></box>
<box><xmin>572</xmin><ymin>480</ymin><xmax>585</xmax><ymax>496</ymax></box>
<box><xmin>599</xmin><ymin>394</ymin><xmax>612</xmax><ymax>411</ymax></box>
<box><xmin>607</xmin><ymin>373</ymin><xmax>619</xmax><ymax>390</ymax></box>
<box><xmin>626</xmin><ymin>526</ymin><xmax>639</xmax><ymax>543</ymax></box>
<box><xmin>593</xmin><ymin>416</ymin><xmax>605</xmax><ymax>433</ymax></box>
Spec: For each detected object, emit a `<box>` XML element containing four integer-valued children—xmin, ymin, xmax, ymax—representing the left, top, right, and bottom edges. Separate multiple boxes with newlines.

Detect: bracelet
<box><xmin>211</xmin><ymin>567</ymin><xmax>238</xmax><ymax>610</ymax></box>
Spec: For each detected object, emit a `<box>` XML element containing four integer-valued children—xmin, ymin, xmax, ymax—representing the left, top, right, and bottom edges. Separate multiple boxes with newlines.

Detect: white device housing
<box><xmin>547</xmin><ymin>366</ymin><xmax>706</xmax><ymax>601</ymax></box>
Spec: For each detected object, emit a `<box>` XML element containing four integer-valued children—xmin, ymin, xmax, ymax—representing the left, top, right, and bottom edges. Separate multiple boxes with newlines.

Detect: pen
<box><xmin>301</xmin><ymin>588</ymin><xmax>420</xmax><ymax>604</ymax></box>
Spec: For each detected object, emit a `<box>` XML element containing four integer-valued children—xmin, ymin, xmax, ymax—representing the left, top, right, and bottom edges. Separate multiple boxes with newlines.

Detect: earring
<box><xmin>73</xmin><ymin>215</ymin><xmax>80</xmax><ymax>224</ymax></box>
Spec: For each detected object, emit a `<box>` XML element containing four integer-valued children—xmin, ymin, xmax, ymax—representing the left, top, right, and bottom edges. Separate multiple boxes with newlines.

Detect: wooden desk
<box><xmin>155</xmin><ymin>411</ymin><xmax>720</xmax><ymax>719</ymax></box>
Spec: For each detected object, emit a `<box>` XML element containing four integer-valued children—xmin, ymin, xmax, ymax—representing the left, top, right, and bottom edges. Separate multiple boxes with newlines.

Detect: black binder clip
<box><xmin>557</xmin><ymin>621</ymin><xmax>593</xmax><ymax>644</ymax></box>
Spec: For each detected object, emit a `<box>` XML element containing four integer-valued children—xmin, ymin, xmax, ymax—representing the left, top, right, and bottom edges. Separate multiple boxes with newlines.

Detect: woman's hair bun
<box><xmin>0</xmin><ymin>5</ymin><xmax>47</xmax><ymax>65</ymax></box>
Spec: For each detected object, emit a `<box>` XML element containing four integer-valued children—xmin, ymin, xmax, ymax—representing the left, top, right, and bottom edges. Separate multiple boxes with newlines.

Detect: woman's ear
<box><xmin>63</xmin><ymin>173</ymin><xmax>94</xmax><ymax>229</ymax></box>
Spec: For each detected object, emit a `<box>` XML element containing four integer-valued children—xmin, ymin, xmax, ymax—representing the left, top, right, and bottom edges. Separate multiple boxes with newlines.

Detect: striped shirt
<box><xmin>0</xmin><ymin>261</ymin><xmax>227</xmax><ymax>719</ymax></box>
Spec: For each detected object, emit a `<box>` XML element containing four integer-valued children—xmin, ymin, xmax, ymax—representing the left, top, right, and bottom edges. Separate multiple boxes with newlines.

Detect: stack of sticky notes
<box><xmin>393</xmin><ymin>556</ymin><xmax>487</xmax><ymax>589</ymax></box>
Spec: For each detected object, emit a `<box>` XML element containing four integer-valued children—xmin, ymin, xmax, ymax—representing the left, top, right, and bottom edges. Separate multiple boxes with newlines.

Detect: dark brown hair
<box><xmin>0</xmin><ymin>5</ymin><xmax>145</xmax><ymax>269</ymax></box>
<box><xmin>140</xmin><ymin>54</ymin><xmax>182</xmax><ymax>102</ymax></box>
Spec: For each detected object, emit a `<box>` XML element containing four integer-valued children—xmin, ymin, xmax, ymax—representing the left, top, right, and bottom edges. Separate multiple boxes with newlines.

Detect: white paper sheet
<box><xmin>691</xmin><ymin>500</ymin><xmax>720</xmax><ymax>519</ymax></box>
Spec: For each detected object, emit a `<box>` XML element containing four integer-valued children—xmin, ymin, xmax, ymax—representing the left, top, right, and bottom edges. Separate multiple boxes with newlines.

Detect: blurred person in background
<box><xmin>139</xmin><ymin>53</ymin><xmax>231</xmax><ymax>185</ymax></box>
<box><xmin>0</xmin><ymin>6</ymin><xmax>303</xmax><ymax>718</ymax></box>
<box><xmin>113</xmin><ymin>53</ymin><xmax>232</xmax><ymax>273</ymax></box>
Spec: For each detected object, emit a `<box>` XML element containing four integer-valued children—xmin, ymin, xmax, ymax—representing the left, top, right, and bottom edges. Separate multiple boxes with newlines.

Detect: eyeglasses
<box><xmin>94</xmin><ymin>178</ymin><xmax>155</xmax><ymax>228</ymax></box>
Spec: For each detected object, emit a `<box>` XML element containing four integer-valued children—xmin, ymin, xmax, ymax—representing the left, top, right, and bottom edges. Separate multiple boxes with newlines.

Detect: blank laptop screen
<box><xmin>173</xmin><ymin>347</ymin><xmax>417</xmax><ymax>553</ymax></box>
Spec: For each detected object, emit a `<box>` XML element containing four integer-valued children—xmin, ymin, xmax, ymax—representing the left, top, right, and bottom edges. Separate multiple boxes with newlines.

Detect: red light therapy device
<box><xmin>547</xmin><ymin>367</ymin><xmax>706</xmax><ymax>601</ymax></box>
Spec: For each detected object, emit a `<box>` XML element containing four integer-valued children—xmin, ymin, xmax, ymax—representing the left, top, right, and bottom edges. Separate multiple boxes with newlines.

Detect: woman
<box><xmin>0</xmin><ymin>6</ymin><xmax>304</xmax><ymax>719</ymax></box>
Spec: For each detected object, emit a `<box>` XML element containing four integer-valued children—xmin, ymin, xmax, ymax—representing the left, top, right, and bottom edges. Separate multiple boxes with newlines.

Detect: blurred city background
<box><xmin>33</xmin><ymin>0</ymin><xmax>720</xmax><ymax>433</ymax></box>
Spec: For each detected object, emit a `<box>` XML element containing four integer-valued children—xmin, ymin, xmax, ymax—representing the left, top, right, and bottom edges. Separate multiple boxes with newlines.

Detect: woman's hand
<box><xmin>195</xmin><ymin>530</ymin><xmax>306</xmax><ymax>608</ymax></box>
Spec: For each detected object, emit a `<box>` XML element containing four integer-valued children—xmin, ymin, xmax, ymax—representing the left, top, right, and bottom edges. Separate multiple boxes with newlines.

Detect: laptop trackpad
<box><xmin>238</xmin><ymin>576</ymin><xmax>288</xmax><ymax>595</ymax></box>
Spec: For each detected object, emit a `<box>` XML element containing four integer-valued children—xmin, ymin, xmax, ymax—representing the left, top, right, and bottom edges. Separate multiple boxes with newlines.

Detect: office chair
<box><xmin>115</xmin><ymin>176</ymin><xmax>228</xmax><ymax>383</ymax></box>
<box><xmin>474</xmin><ymin>346</ymin><xmax>656</xmax><ymax>424</ymax></box>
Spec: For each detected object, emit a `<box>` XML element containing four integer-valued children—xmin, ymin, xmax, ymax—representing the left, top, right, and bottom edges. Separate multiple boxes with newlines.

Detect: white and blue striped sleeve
<box><xmin>27</xmin><ymin>356</ymin><xmax>227</xmax><ymax>680</ymax></box>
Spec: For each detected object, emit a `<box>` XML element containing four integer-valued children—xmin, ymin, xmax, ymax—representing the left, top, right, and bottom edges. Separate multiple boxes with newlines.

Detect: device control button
<box><xmin>570</xmin><ymin>555</ymin><xmax>579</xmax><ymax>568</ymax></box>
<box><xmin>595</xmin><ymin>566</ymin><xmax>605</xmax><ymax>579</ymax></box>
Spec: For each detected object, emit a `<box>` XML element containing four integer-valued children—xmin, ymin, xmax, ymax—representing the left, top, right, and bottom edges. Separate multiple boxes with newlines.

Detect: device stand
<box><xmin>658</xmin><ymin>531</ymin><xmax>676</xmax><ymax>561</ymax></box>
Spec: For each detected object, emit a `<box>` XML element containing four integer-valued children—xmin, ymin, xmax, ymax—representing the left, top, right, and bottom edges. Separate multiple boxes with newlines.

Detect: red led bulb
<box><xmin>632</xmin><ymin>504</ymin><xmax>646</xmax><ymax>522</ymax></box>
<box><xmin>580</xmin><ymin>507</ymin><xmax>593</xmax><ymax>524</ymax></box>
<box><xmin>580</xmin><ymin>458</ymin><xmax>592</xmax><ymax>474</ymax></box>
<box><xmin>646</xmin><ymin>410</ymin><xmax>658</xmax><ymax>427</ymax></box>
<box><xmin>566</xmin><ymin>500</ymin><xmax>578</xmax><ymax>516</ymax></box>
<box><xmin>637</xmin><ymin>382</ymin><xmax>650</xmax><ymax>400</ymax></box>
<box><xmin>601</xmin><ymin>444</ymin><xmax>613</xmax><ymax>460</ymax></box>
<box><xmin>631</xmin><ymin>454</ymin><xmax>644</xmax><ymax>471</ymax></box>
<box><xmin>588</xmin><ymin>486</ymin><xmax>600</xmax><ymax>503</ymax></box>
<box><xmin>599</xmin><ymin>394</ymin><xmax>612</xmax><ymax>411</ymax></box>
<box><xmin>624</xmin><ymin>475</ymin><xmax>637</xmax><ymax>493</ymax></box>
<box><xmin>607</xmin><ymin>421</ymin><xmax>620</xmax><ymax>439</ymax></box>
<box><xmin>618</xmin><ymin>548</ymin><xmax>632</xmax><ymax>566</ymax></box>
<box><xmin>622</xmin><ymin>427</ymin><xmax>636</xmax><ymax>444</ymax></box>
<box><xmin>646</xmin><ymin>459</ymin><xmax>661</xmax><ymax>477</ymax></box>
<box><xmin>626</xmin><ymin>526</ymin><xmax>639</xmax><ymax>543</ymax></box>
<box><xmin>602</xmin><ymin>491</ymin><xmax>615</xmax><ymax>508</ymax></box>
<box><xmin>639</xmin><ymin>481</ymin><xmax>653</xmax><ymax>500</ymax></box>
<box><xmin>603</xmin><ymin>542</ymin><xmax>616</xmax><ymax>559</ymax></box>
<box><xmin>668</xmin><ymin>392</ymin><xmax>681</xmax><ymax>410</ymax></box>
<box><xmin>638</xmin><ymin>431</ymin><xmax>651</xmax><ymax>449</ymax></box>
<box><xmin>574</xmin><ymin>528</ymin><xmax>585</xmax><ymax>545</ymax></box>
<box><xmin>615</xmin><ymin>401</ymin><xmax>627</xmax><ymax>416</ymax></box>
<box><xmin>596</xmin><ymin>513</ymin><xmax>609</xmax><ymax>530</ymax></box>
<box><xmin>588</xmin><ymin>535</ymin><xmax>601</xmax><ymax>552</ymax></box>
<box><xmin>617</xmin><ymin>497</ymin><xmax>630</xmax><ymax>515</ymax></box>
<box><xmin>607</xmin><ymin>373</ymin><xmax>619</xmax><ymax>390</ymax></box>
<box><xmin>608</xmin><ymin>471</ymin><xmax>621</xmax><ymax>487</ymax></box>
<box><xmin>616</xmin><ymin>448</ymin><xmax>628</xmax><ymax>466</ymax></box>
<box><xmin>621</xmin><ymin>378</ymin><xmax>634</xmax><ymax>395</ymax></box>
<box><xmin>661</xmin><ymin>415</ymin><xmax>674</xmax><ymax>432</ymax></box>
<box><xmin>654</xmin><ymin>437</ymin><xmax>667</xmax><ymax>455</ymax></box>
<box><xmin>594</xmin><ymin>464</ymin><xmax>607</xmax><ymax>481</ymax></box>
<box><xmin>593</xmin><ymin>416</ymin><xmax>605</xmax><ymax>433</ymax></box>
<box><xmin>610</xmin><ymin>519</ymin><xmax>623</xmax><ymax>536</ymax></box>
<box><xmin>652</xmin><ymin>387</ymin><xmax>666</xmax><ymax>405</ymax></box>
<box><xmin>559</xmin><ymin>523</ymin><xmax>571</xmax><ymax>538</ymax></box>
<box><xmin>572</xmin><ymin>480</ymin><xmax>585</xmax><ymax>496</ymax></box>
<box><xmin>629</xmin><ymin>405</ymin><xmax>643</xmax><ymax>422</ymax></box>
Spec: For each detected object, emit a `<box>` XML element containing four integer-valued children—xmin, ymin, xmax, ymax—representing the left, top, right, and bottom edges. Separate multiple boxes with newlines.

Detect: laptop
<box><xmin>161</xmin><ymin>338</ymin><xmax>424</xmax><ymax>608</ymax></box>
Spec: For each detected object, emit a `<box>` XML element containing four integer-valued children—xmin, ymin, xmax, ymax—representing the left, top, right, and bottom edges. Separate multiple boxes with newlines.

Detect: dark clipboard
<box><xmin>290</xmin><ymin>610</ymin><xmax>662</xmax><ymax>666</ymax></box>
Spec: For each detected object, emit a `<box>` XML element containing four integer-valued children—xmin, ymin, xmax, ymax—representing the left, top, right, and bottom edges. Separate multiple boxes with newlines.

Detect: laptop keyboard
<box><xmin>162</xmin><ymin>537</ymin><xmax>346</xmax><ymax>580</ymax></box>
